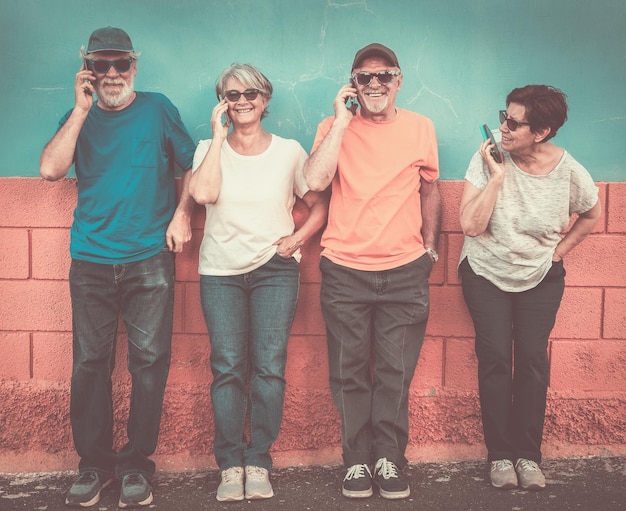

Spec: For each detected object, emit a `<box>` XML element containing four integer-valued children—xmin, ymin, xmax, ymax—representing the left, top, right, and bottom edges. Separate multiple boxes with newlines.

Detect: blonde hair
<box><xmin>215</xmin><ymin>63</ymin><xmax>273</xmax><ymax>119</ymax></box>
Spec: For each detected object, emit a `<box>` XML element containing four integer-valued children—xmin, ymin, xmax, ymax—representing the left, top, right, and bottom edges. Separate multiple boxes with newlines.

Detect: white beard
<box><xmin>95</xmin><ymin>77</ymin><xmax>135</xmax><ymax>109</ymax></box>
<box><xmin>360</xmin><ymin>92</ymin><xmax>388</xmax><ymax>114</ymax></box>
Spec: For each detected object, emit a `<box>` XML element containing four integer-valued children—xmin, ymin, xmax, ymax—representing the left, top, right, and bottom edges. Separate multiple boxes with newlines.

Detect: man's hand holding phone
<box><xmin>75</xmin><ymin>64</ymin><xmax>95</xmax><ymax>112</ymax></box>
<box><xmin>333</xmin><ymin>83</ymin><xmax>358</xmax><ymax>123</ymax></box>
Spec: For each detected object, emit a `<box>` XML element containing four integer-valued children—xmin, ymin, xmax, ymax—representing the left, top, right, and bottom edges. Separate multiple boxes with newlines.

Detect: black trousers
<box><xmin>459</xmin><ymin>257</ymin><xmax>565</xmax><ymax>463</ymax></box>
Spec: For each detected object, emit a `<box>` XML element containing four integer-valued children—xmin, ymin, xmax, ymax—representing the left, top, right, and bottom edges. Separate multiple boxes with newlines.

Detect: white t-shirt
<box><xmin>460</xmin><ymin>150</ymin><xmax>598</xmax><ymax>292</ymax></box>
<box><xmin>192</xmin><ymin>134</ymin><xmax>310</xmax><ymax>276</ymax></box>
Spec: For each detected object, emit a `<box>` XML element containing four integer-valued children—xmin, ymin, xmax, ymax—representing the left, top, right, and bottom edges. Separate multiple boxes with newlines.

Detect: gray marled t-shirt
<box><xmin>459</xmin><ymin>150</ymin><xmax>598</xmax><ymax>292</ymax></box>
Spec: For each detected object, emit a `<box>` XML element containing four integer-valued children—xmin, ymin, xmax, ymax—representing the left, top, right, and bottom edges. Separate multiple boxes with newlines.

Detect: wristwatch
<box><xmin>425</xmin><ymin>247</ymin><xmax>439</xmax><ymax>263</ymax></box>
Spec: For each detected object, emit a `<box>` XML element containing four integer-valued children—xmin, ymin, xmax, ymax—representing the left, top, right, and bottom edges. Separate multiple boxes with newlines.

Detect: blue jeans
<box><xmin>69</xmin><ymin>249</ymin><xmax>175</xmax><ymax>478</ymax></box>
<box><xmin>200</xmin><ymin>253</ymin><xmax>300</xmax><ymax>471</ymax></box>
<box><xmin>459</xmin><ymin>257</ymin><xmax>565</xmax><ymax>463</ymax></box>
<box><xmin>320</xmin><ymin>255</ymin><xmax>432</xmax><ymax>469</ymax></box>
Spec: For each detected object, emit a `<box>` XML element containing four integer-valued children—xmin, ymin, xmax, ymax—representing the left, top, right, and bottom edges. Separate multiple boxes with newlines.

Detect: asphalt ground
<box><xmin>1</xmin><ymin>456</ymin><xmax>625</xmax><ymax>511</ymax></box>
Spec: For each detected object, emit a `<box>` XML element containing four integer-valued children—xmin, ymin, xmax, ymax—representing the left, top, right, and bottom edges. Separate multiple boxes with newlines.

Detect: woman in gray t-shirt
<box><xmin>458</xmin><ymin>85</ymin><xmax>600</xmax><ymax>491</ymax></box>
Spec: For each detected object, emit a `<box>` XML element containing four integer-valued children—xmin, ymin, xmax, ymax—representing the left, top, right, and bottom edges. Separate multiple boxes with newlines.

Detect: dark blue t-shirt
<box><xmin>59</xmin><ymin>92</ymin><xmax>195</xmax><ymax>264</ymax></box>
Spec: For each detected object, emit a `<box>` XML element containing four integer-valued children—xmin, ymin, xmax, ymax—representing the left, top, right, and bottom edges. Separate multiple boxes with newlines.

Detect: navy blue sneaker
<box><xmin>342</xmin><ymin>463</ymin><xmax>373</xmax><ymax>498</ymax></box>
<box><xmin>65</xmin><ymin>471</ymin><xmax>113</xmax><ymax>507</ymax></box>
<box><xmin>373</xmin><ymin>458</ymin><xmax>410</xmax><ymax>499</ymax></box>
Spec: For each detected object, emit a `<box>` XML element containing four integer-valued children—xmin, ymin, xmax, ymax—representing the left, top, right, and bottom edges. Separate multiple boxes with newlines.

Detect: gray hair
<box><xmin>215</xmin><ymin>63</ymin><xmax>273</xmax><ymax>119</ymax></box>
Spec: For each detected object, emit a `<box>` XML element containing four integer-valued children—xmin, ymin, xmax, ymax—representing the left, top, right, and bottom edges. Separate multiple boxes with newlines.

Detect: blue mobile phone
<box><xmin>480</xmin><ymin>124</ymin><xmax>503</xmax><ymax>163</ymax></box>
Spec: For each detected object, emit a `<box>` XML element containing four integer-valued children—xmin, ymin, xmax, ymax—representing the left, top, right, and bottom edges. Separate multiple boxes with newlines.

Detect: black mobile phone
<box><xmin>344</xmin><ymin>94</ymin><xmax>358</xmax><ymax>111</ymax></box>
<box><xmin>82</xmin><ymin>61</ymin><xmax>93</xmax><ymax>94</ymax></box>
<box><xmin>217</xmin><ymin>94</ymin><xmax>232</xmax><ymax>126</ymax></box>
<box><xmin>480</xmin><ymin>124</ymin><xmax>503</xmax><ymax>163</ymax></box>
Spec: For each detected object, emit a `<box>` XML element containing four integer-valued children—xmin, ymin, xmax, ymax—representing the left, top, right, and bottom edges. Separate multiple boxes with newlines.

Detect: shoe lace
<box><xmin>123</xmin><ymin>474</ymin><xmax>145</xmax><ymax>487</ymax></box>
<box><xmin>245</xmin><ymin>466</ymin><xmax>268</xmax><ymax>482</ymax></box>
<box><xmin>222</xmin><ymin>467</ymin><xmax>244</xmax><ymax>483</ymax></box>
<box><xmin>76</xmin><ymin>472</ymin><xmax>98</xmax><ymax>484</ymax></box>
<box><xmin>491</xmin><ymin>459</ymin><xmax>514</xmax><ymax>471</ymax></box>
<box><xmin>516</xmin><ymin>459</ymin><xmax>540</xmax><ymax>472</ymax></box>
<box><xmin>344</xmin><ymin>464</ymin><xmax>372</xmax><ymax>481</ymax></box>
<box><xmin>374</xmin><ymin>458</ymin><xmax>399</xmax><ymax>480</ymax></box>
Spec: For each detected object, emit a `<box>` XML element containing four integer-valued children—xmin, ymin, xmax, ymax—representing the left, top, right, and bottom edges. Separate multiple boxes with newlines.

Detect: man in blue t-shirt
<box><xmin>39</xmin><ymin>27</ymin><xmax>196</xmax><ymax>509</ymax></box>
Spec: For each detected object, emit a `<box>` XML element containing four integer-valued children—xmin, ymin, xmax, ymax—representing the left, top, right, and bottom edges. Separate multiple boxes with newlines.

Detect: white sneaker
<box><xmin>216</xmin><ymin>466</ymin><xmax>244</xmax><ymax>502</ymax></box>
<box><xmin>244</xmin><ymin>466</ymin><xmax>274</xmax><ymax>499</ymax></box>
<box><xmin>515</xmin><ymin>458</ymin><xmax>546</xmax><ymax>490</ymax></box>
<box><xmin>490</xmin><ymin>459</ymin><xmax>518</xmax><ymax>489</ymax></box>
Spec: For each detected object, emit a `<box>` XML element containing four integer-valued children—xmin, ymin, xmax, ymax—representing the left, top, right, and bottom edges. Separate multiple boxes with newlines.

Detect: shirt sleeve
<box><xmin>417</xmin><ymin>117</ymin><xmax>440</xmax><ymax>183</ymax></box>
<box><xmin>192</xmin><ymin>139</ymin><xmax>211</xmax><ymax>172</ymax></box>
<box><xmin>464</xmin><ymin>151</ymin><xmax>489</xmax><ymax>189</ymax></box>
<box><xmin>293</xmin><ymin>142</ymin><xmax>310</xmax><ymax>199</ymax></box>
<box><xmin>568</xmin><ymin>156</ymin><xmax>599</xmax><ymax>215</ymax></box>
<box><xmin>161</xmin><ymin>96</ymin><xmax>196</xmax><ymax>170</ymax></box>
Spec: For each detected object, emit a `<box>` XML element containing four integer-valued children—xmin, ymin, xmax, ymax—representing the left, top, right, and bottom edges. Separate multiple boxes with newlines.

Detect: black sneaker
<box><xmin>342</xmin><ymin>463</ymin><xmax>373</xmax><ymax>498</ymax></box>
<box><xmin>65</xmin><ymin>471</ymin><xmax>113</xmax><ymax>507</ymax></box>
<box><xmin>373</xmin><ymin>457</ymin><xmax>410</xmax><ymax>499</ymax></box>
<box><xmin>118</xmin><ymin>473</ymin><xmax>153</xmax><ymax>508</ymax></box>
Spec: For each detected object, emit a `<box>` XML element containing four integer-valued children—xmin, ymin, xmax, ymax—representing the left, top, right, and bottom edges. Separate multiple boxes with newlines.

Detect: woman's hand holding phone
<box><xmin>480</xmin><ymin>124</ymin><xmax>503</xmax><ymax>163</ymax></box>
<box><xmin>211</xmin><ymin>98</ymin><xmax>231</xmax><ymax>142</ymax></box>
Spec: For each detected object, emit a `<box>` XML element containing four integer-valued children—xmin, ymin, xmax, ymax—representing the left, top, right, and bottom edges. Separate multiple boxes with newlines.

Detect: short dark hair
<box><xmin>506</xmin><ymin>85</ymin><xmax>568</xmax><ymax>143</ymax></box>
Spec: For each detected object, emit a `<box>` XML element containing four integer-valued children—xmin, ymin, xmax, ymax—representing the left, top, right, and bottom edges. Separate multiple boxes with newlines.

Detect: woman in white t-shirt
<box><xmin>189</xmin><ymin>64</ymin><xmax>328</xmax><ymax>502</ymax></box>
<box><xmin>458</xmin><ymin>85</ymin><xmax>600</xmax><ymax>491</ymax></box>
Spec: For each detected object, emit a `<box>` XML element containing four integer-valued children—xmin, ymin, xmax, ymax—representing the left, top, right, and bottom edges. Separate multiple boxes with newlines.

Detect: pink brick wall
<box><xmin>0</xmin><ymin>177</ymin><xmax>625</xmax><ymax>472</ymax></box>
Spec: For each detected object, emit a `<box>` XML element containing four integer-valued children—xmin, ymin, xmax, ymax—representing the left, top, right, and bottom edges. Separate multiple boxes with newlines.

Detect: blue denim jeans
<box><xmin>69</xmin><ymin>249</ymin><xmax>175</xmax><ymax>478</ymax></box>
<box><xmin>200</xmin><ymin>253</ymin><xmax>300</xmax><ymax>471</ymax></box>
<box><xmin>459</xmin><ymin>257</ymin><xmax>565</xmax><ymax>463</ymax></box>
<box><xmin>320</xmin><ymin>255</ymin><xmax>432</xmax><ymax>469</ymax></box>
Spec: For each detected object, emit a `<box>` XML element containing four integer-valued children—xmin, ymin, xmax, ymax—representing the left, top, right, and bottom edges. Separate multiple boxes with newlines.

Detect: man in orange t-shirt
<box><xmin>304</xmin><ymin>43</ymin><xmax>441</xmax><ymax>501</ymax></box>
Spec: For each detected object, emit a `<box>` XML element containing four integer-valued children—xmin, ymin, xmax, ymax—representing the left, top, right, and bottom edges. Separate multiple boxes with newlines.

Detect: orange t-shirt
<box><xmin>312</xmin><ymin>108</ymin><xmax>439</xmax><ymax>271</ymax></box>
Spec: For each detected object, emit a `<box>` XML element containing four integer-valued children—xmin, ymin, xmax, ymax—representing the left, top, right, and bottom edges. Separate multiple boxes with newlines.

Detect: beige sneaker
<box><xmin>216</xmin><ymin>466</ymin><xmax>244</xmax><ymax>502</ymax></box>
<box><xmin>244</xmin><ymin>466</ymin><xmax>274</xmax><ymax>500</ymax></box>
<box><xmin>515</xmin><ymin>458</ymin><xmax>546</xmax><ymax>490</ymax></box>
<box><xmin>490</xmin><ymin>459</ymin><xmax>518</xmax><ymax>489</ymax></box>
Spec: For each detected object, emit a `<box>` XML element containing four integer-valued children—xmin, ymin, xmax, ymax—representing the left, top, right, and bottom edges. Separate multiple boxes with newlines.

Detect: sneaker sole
<box><xmin>378</xmin><ymin>487</ymin><xmax>411</xmax><ymax>500</ymax></box>
<box><xmin>245</xmin><ymin>490</ymin><xmax>274</xmax><ymax>500</ymax></box>
<box><xmin>118</xmin><ymin>492</ymin><xmax>153</xmax><ymax>508</ymax></box>
<box><xmin>65</xmin><ymin>477</ymin><xmax>113</xmax><ymax>507</ymax></box>
<box><xmin>342</xmin><ymin>487</ymin><xmax>373</xmax><ymax>498</ymax></box>
<box><xmin>492</xmin><ymin>480</ymin><xmax>518</xmax><ymax>490</ymax></box>
<box><xmin>216</xmin><ymin>494</ymin><xmax>244</xmax><ymax>502</ymax></box>
<box><xmin>490</xmin><ymin>474</ymin><xmax>518</xmax><ymax>490</ymax></box>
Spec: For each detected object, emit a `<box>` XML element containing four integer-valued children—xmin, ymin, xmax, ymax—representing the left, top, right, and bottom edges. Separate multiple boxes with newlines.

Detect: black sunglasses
<box><xmin>224</xmin><ymin>89</ymin><xmax>261</xmax><ymax>102</ymax></box>
<box><xmin>351</xmin><ymin>71</ymin><xmax>401</xmax><ymax>86</ymax></box>
<box><xmin>499</xmin><ymin>110</ymin><xmax>531</xmax><ymax>131</ymax></box>
<box><xmin>85</xmin><ymin>57</ymin><xmax>135</xmax><ymax>75</ymax></box>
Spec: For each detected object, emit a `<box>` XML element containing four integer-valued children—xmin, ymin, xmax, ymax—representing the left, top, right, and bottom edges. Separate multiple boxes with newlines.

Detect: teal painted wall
<box><xmin>2</xmin><ymin>0</ymin><xmax>625</xmax><ymax>179</ymax></box>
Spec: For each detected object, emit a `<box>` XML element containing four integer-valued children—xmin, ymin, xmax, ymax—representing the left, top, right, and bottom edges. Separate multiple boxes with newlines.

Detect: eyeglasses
<box><xmin>499</xmin><ymin>110</ymin><xmax>531</xmax><ymax>131</ymax></box>
<box><xmin>351</xmin><ymin>71</ymin><xmax>401</xmax><ymax>86</ymax></box>
<box><xmin>223</xmin><ymin>89</ymin><xmax>261</xmax><ymax>102</ymax></box>
<box><xmin>85</xmin><ymin>58</ymin><xmax>135</xmax><ymax>75</ymax></box>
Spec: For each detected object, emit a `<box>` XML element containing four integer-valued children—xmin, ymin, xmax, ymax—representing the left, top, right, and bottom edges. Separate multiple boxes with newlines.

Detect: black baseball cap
<box><xmin>87</xmin><ymin>26</ymin><xmax>134</xmax><ymax>53</ymax></box>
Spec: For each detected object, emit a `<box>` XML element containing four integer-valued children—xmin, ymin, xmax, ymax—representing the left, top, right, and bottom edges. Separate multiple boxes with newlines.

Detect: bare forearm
<box><xmin>553</xmin><ymin>201</ymin><xmax>601</xmax><ymax>261</ymax></box>
<box><xmin>420</xmin><ymin>181</ymin><xmax>442</xmax><ymax>250</ymax></box>
<box><xmin>303</xmin><ymin>120</ymin><xmax>349</xmax><ymax>191</ymax></box>
<box><xmin>176</xmin><ymin>169</ymin><xmax>195</xmax><ymax>217</ymax></box>
<box><xmin>459</xmin><ymin>175</ymin><xmax>503</xmax><ymax>237</ymax></box>
<box><xmin>189</xmin><ymin>140</ymin><xmax>223</xmax><ymax>204</ymax></box>
<box><xmin>39</xmin><ymin>108</ymin><xmax>87</xmax><ymax>181</ymax></box>
<box><xmin>293</xmin><ymin>201</ymin><xmax>328</xmax><ymax>244</ymax></box>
